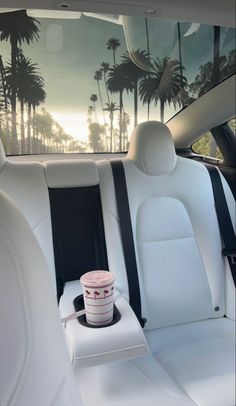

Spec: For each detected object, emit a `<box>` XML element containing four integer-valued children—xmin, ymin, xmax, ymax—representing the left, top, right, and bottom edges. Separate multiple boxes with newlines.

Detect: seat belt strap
<box><xmin>111</xmin><ymin>160</ymin><xmax>146</xmax><ymax>327</ymax></box>
<box><xmin>206</xmin><ymin>165</ymin><xmax>236</xmax><ymax>286</ymax></box>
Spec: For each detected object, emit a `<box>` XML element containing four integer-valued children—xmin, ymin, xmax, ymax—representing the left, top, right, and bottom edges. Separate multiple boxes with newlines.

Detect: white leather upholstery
<box><xmin>60</xmin><ymin>282</ymin><xmax>148</xmax><ymax>367</ymax></box>
<box><xmin>76</xmin><ymin>355</ymin><xmax>196</xmax><ymax>406</ymax></box>
<box><xmin>146</xmin><ymin>317</ymin><xmax>235</xmax><ymax>406</ymax></box>
<box><xmin>0</xmin><ymin>143</ymin><xmax>55</xmax><ymax>284</ymax></box>
<box><xmin>127</xmin><ymin>121</ymin><xmax>177</xmax><ymax>176</ymax></box>
<box><xmin>99</xmin><ymin>157</ymin><xmax>230</xmax><ymax>329</ymax></box>
<box><xmin>0</xmin><ymin>190</ymin><xmax>82</xmax><ymax>406</ymax></box>
<box><xmin>98</xmin><ymin>121</ymin><xmax>236</xmax><ymax>405</ymax></box>
<box><xmin>44</xmin><ymin>159</ymin><xmax>99</xmax><ymax>188</ymax></box>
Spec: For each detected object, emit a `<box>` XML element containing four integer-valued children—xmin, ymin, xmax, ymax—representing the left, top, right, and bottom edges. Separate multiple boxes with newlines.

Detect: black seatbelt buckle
<box><xmin>222</xmin><ymin>248</ymin><xmax>236</xmax><ymax>265</ymax></box>
<box><xmin>140</xmin><ymin>317</ymin><xmax>147</xmax><ymax>328</ymax></box>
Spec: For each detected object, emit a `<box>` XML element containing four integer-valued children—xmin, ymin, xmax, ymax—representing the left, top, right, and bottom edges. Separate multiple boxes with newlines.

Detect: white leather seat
<box><xmin>1</xmin><ymin>127</ymin><xmax>235</xmax><ymax>405</ymax></box>
<box><xmin>0</xmin><ymin>140</ymin><xmax>55</xmax><ymax>283</ymax></box>
<box><xmin>0</xmin><ymin>189</ymin><xmax>83</xmax><ymax>406</ymax></box>
<box><xmin>97</xmin><ymin>121</ymin><xmax>235</xmax><ymax>406</ymax></box>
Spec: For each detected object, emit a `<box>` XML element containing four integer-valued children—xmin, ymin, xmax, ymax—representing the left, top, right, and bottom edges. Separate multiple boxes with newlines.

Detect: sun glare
<box><xmin>51</xmin><ymin>112</ymin><xmax>89</xmax><ymax>141</ymax></box>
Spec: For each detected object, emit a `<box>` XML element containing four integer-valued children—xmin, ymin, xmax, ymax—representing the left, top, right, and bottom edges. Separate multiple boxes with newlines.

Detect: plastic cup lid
<box><xmin>80</xmin><ymin>270</ymin><xmax>114</xmax><ymax>287</ymax></box>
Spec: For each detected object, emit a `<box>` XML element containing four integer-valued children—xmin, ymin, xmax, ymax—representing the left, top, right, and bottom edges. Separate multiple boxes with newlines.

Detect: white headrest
<box><xmin>0</xmin><ymin>138</ymin><xmax>6</xmax><ymax>171</ymax></box>
<box><xmin>44</xmin><ymin>159</ymin><xmax>99</xmax><ymax>188</ymax></box>
<box><xmin>127</xmin><ymin>121</ymin><xmax>177</xmax><ymax>176</ymax></box>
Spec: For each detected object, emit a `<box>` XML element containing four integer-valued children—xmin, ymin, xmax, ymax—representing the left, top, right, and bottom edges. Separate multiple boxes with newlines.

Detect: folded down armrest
<box><xmin>63</xmin><ymin>294</ymin><xmax>149</xmax><ymax>368</ymax></box>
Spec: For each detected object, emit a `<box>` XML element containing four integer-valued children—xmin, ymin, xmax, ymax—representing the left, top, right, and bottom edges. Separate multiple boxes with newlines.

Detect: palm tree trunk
<box><xmin>145</xmin><ymin>18</ymin><xmax>150</xmax><ymax>56</ymax></box>
<box><xmin>145</xmin><ymin>18</ymin><xmax>151</xmax><ymax>121</ymax></box>
<box><xmin>160</xmin><ymin>99</ymin><xmax>165</xmax><ymax>123</ymax></box>
<box><xmin>113</xmin><ymin>50</ymin><xmax>116</xmax><ymax>65</ymax></box>
<box><xmin>93</xmin><ymin>102</ymin><xmax>98</xmax><ymax>122</ymax></box>
<box><xmin>213</xmin><ymin>26</ymin><xmax>221</xmax><ymax>85</ymax></box>
<box><xmin>104</xmin><ymin>72</ymin><xmax>110</xmax><ymax>104</ymax></box>
<box><xmin>147</xmin><ymin>103</ymin><xmax>150</xmax><ymax>120</ymax></box>
<box><xmin>20</xmin><ymin>99</ymin><xmax>25</xmax><ymax>154</ymax></box>
<box><xmin>110</xmin><ymin>112</ymin><xmax>113</xmax><ymax>151</ymax></box>
<box><xmin>97</xmin><ymin>80</ymin><xmax>106</xmax><ymax>124</ymax></box>
<box><xmin>119</xmin><ymin>90</ymin><xmax>123</xmax><ymax>151</ymax></box>
<box><xmin>10</xmin><ymin>35</ymin><xmax>18</xmax><ymax>152</ymax></box>
<box><xmin>177</xmin><ymin>22</ymin><xmax>183</xmax><ymax>86</ymax></box>
<box><xmin>134</xmin><ymin>81</ymin><xmax>138</xmax><ymax>127</ymax></box>
<box><xmin>32</xmin><ymin>105</ymin><xmax>36</xmax><ymax>151</ymax></box>
<box><xmin>27</xmin><ymin>103</ymin><xmax>32</xmax><ymax>154</ymax></box>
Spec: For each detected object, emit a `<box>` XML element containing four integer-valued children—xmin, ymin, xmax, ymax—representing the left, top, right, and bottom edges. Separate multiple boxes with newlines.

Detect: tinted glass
<box><xmin>0</xmin><ymin>11</ymin><xmax>235</xmax><ymax>155</ymax></box>
<box><xmin>192</xmin><ymin>132</ymin><xmax>223</xmax><ymax>159</ymax></box>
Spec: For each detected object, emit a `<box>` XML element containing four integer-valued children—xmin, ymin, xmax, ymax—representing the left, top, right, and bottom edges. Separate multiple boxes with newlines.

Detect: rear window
<box><xmin>0</xmin><ymin>10</ymin><xmax>235</xmax><ymax>155</ymax></box>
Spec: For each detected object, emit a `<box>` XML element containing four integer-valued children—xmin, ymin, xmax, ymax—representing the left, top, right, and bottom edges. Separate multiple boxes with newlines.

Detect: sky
<box><xmin>0</xmin><ymin>14</ymin><xmax>235</xmax><ymax>145</ymax></box>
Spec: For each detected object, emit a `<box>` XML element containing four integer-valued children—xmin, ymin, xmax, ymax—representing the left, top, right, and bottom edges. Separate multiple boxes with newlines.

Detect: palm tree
<box><xmin>32</xmin><ymin>108</ymin><xmax>53</xmax><ymax>152</ymax></box>
<box><xmin>106</xmin><ymin>38</ymin><xmax>121</xmax><ymax>65</ymax></box>
<box><xmin>100</xmin><ymin>62</ymin><xmax>110</xmax><ymax>103</ymax></box>
<box><xmin>25</xmin><ymin>81</ymin><xmax>45</xmax><ymax>153</ymax></box>
<box><xmin>88</xmin><ymin>122</ymin><xmax>105</xmax><ymax>152</ymax></box>
<box><xmin>189</xmin><ymin>55</ymin><xmax>227</xmax><ymax>98</ymax></box>
<box><xmin>90</xmin><ymin>94</ymin><xmax>98</xmax><ymax>122</ymax></box>
<box><xmin>103</xmin><ymin>102</ymin><xmax>119</xmax><ymax>151</ymax></box>
<box><xmin>139</xmin><ymin>57</ymin><xmax>188</xmax><ymax>123</ymax></box>
<box><xmin>87</xmin><ymin>105</ymin><xmax>94</xmax><ymax>124</ymax></box>
<box><xmin>120</xmin><ymin>112</ymin><xmax>130</xmax><ymax>150</ymax></box>
<box><xmin>6</xmin><ymin>51</ymin><xmax>45</xmax><ymax>153</ymax></box>
<box><xmin>0</xmin><ymin>10</ymin><xmax>40</xmax><ymax>151</ymax></box>
<box><xmin>94</xmin><ymin>70</ymin><xmax>105</xmax><ymax>124</ymax></box>
<box><xmin>30</xmin><ymin>83</ymin><xmax>46</xmax><ymax>150</ymax></box>
<box><xmin>107</xmin><ymin>63</ymin><xmax>133</xmax><ymax>150</ymax></box>
<box><xmin>121</xmin><ymin>51</ymin><xmax>148</xmax><ymax>127</ymax></box>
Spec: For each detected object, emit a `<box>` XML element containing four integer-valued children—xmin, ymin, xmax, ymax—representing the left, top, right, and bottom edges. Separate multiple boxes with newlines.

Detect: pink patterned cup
<box><xmin>80</xmin><ymin>271</ymin><xmax>115</xmax><ymax>327</ymax></box>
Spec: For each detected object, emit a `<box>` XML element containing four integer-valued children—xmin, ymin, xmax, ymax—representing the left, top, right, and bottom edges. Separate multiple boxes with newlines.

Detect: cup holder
<box><xmin>73</xmin><ymin>294</ymin><xmax>121</xmax><ymax>329</ymax></box>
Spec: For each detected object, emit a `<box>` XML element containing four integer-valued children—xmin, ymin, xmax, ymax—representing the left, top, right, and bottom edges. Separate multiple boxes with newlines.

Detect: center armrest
<box><xmin>60</xmin><ymin>283</ymin><xmax>149</xmax><ymax>368</ymax></box>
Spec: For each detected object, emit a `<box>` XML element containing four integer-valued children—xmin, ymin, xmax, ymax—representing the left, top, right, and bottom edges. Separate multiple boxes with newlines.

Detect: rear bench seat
<box><xmin>0</xmin><ymin>121</ymin><xmax>235</xmax><ymax>406</ymax></box>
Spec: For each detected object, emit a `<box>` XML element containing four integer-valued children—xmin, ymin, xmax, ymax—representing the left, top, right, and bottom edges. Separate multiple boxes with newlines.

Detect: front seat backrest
<box><xmin>0</xmin><ymin>139</ymin><xmax>56</xmax><ymax>284</ymax></box>
<box><xmin>0</xmin><ymin>190</ymin><xmax>82</xmax><ymax>406</ymax></box>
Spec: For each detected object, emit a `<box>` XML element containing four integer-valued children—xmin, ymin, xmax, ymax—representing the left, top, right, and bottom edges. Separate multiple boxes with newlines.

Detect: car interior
<box><xmin>0</xmin><ymin>1</ymin><xmax>235</xmax><ymax>405</ymax></box>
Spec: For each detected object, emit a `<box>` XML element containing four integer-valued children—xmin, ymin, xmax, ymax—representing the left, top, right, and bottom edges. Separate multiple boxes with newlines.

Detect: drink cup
<box><xmin>80</xmin><ymin>271</ymin><xmax>115</xmax><ymax>327</ymax></box>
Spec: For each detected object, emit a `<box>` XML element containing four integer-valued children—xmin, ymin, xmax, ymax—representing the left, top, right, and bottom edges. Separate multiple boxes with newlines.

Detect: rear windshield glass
<box><xmin>0</xmin><ymin>11</ymin><xmax>235</xmax><ymax>155</ymax></box>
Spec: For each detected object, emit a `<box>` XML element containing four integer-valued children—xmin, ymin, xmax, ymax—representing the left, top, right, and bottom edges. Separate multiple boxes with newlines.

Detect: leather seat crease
<box><xmin>96</xmin><ymin>121</ymin><xmax>235</xmax><ymax>406</ymax></box>
<box><xmin>0</xmin><ymin>140</ymin><xmax>56</xmax><ymax>284</ymax></box>
<box><xmin>0</xmin><ymin>189</ymin><xmax>83</xmax><ymax>406</ymax></box>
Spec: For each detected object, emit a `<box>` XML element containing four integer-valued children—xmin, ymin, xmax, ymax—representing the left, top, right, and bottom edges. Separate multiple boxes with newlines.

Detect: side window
<box><xmin>228</xmin><ymin>118</ymin><xmax>236</xmax><ymax>134</ymax></box>
<box><xmin>192</xmin><ymin>132</ymin><xmax>223</xmax><ymax>160</ymax></box>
